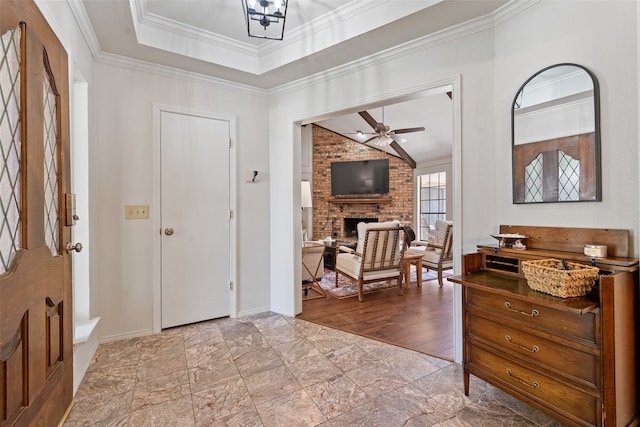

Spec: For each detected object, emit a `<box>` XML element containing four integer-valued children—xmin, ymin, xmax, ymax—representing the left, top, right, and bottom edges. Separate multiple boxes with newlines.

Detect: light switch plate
<box><xmin>125</xmin><ymin>205</ymin><xmax>149</xmax><ymax>219</ymax></box>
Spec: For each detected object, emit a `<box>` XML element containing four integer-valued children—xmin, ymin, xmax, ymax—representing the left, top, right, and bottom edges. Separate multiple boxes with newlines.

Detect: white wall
<box><xmin>268</xmin><ymin>0</ymin><xmax>640</xmax><ymax>316</ymax></box>
<box><xmin>93</xmin><ymin>63</ymin><xmax>271</xmax><ymax>339</ymax></box>
<box><xmin>494</xmin><ymin>1</ymin><xmax>639</xmax><ymax>256</ymax></box>
<box><xmin>269</xmin><ymin>23</ymin><xmax>497</xmax><ymax>316</ymax></box>
<box><xmin>39</xmin><ymin>0</ymin><xmax>639</xmax><ymax>352</ymax></box>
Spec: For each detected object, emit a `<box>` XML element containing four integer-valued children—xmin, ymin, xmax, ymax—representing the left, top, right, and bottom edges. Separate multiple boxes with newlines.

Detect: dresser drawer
<box><xmin>466</xmin><ymin>287</ymin><xmax>597</xmax><ymax>344</ymax></box>
<box><xmin>467</xmin><ymin>313</ymin><xmax>599</xmax><ymax>387</ymax></box>
<box><xmin>468</xmin><ymin>344</ymin><xmax>599</xmax><ymax>426</ymax></box>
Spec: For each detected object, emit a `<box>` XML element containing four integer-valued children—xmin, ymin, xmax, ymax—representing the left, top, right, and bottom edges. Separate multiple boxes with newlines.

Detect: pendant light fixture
<box><xmin>242</xmin><ymin>0</ymin><xmax>288</xmax><ymax>40</ymax></box>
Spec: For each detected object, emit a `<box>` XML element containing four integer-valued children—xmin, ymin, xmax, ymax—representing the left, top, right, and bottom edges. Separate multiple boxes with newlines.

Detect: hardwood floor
<box><xmin>297</xmin><ymin>274</ymin><xmax>454</xmax><ymax>361</ymax></box>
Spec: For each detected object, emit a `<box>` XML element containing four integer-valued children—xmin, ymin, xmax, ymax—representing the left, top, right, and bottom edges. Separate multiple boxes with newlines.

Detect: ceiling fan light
<box><xmin>374</xmin><ymin>135</ymin><xmax>392</xmax><ymax>147</ymax></box>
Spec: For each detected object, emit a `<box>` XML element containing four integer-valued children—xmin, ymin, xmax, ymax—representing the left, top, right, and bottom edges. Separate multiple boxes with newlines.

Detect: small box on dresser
<box><xmin>449</xmin><ymin>225</ymin><xmax>639</xmax><ymax>427</ymax></box>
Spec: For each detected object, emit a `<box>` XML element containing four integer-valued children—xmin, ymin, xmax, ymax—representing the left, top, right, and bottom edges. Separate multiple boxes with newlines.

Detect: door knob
<box><xmin>66</xmin><ymin>242</ymin><xmax>83</xmax><ymax>253</ymax></box>
<box><xmin>164</xmin><ymin>228</ymin><xmax>174</xmax><ymax>236</ymax></box>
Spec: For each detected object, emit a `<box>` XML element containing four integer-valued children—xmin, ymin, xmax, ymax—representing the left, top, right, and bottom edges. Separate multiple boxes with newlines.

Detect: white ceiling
<box><xmin>77</xmin><ymin>0</ymin><xmax>510</xmax><ymax>165</ymax></box>
<box><xmin>314</xmin><ymin>85</ymin><xmax>454</xmax><ymax>164</ymax></box>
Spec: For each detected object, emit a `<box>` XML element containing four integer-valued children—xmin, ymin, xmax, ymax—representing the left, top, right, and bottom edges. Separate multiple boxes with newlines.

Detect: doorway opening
<box><xmin>296</xmin><ymin>82</ymin><xmax>459</xmax><ymax>361</ymax></box>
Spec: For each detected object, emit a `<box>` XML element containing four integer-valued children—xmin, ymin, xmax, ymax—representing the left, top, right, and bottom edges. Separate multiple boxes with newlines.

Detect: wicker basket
<box><xmin>521</xmin><ymin>258</ymin><xmax>599</xmax><ymax>298</ymax></box>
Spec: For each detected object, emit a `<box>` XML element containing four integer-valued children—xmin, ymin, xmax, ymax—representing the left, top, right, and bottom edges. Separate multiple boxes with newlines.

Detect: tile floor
<box><xmin>64</xmin><ymin>312</ymin><xmax>563</xmax><ymax>426</ymax></box>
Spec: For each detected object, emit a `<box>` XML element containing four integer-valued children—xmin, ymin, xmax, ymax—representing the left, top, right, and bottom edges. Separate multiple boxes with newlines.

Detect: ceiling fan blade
<box><xmin>358</xmin><ymin>111</ymin><xmax>383</xmax><ymax>131</ymax></box>
<box><xmin>389</xmin><ymin>133</ymin><xmax>407</xmax><ymax>144</ymax></box>
<box><xmin>392</xmin><ymin>127</ymin><xmax>425</xmax><ymax>134</ymax></box>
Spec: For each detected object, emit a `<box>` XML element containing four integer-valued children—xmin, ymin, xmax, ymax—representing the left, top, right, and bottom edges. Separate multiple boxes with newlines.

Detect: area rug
<box><xmin>317</xmin><ymin>268</ymin><xmax>453</xmax><ymax>299</ymax></box>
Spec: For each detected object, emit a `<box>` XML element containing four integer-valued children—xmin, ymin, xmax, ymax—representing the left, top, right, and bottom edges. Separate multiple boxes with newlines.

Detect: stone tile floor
<box><xmin>64</xmin><ymin>312</ymin><xmax>563</xmax><ymax>426</ymax></box>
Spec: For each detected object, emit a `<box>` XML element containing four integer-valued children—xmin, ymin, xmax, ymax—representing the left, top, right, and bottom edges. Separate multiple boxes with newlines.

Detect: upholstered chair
<box><xmin>406</xmin><ymin>220</ymin><xmax>453</xmax><ymax>286</ymax></box>
<box><xmin>334</xmin><ymin>220</ymin><xmax>406</xmax><ymax>301</ymax></box>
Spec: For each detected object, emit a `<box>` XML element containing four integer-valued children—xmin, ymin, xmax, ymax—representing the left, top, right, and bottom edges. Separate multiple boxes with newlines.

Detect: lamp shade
<box><xmin>301</xmin><ymin>181</ymin><xmax>312</xmax><ymax>208</ymax></box>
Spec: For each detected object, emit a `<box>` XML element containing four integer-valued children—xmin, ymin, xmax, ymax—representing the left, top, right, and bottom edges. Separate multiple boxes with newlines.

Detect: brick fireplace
<box><xmin>343</xmin><ymin>217</ymin><xmax>378</xmax><ymax>239</ymax></box>
<box><xmin>311</xmin><ymin>125</ymin><xmax>413</xmax><ymax>241</ymax></box>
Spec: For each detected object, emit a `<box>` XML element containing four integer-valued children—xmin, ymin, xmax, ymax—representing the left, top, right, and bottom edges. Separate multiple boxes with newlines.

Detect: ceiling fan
<box><xmin>356</xmin><ymin>109</ymin><xmax>425</xmax><ymax>147</ymax></box>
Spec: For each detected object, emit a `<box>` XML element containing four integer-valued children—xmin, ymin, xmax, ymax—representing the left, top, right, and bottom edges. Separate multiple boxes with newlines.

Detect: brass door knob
<box><xmin>66</xmin><ymin>242</ymin><xmax>83</xmax><ymax>253</ymax></box>
<box><xmin>164</xmin><ymin>228</ymin><xmax>174</xmax><ymax>236</ymax></box>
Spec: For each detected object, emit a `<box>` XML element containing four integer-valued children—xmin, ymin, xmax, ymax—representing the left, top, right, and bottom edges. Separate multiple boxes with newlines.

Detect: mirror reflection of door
<box><xmin>0</xmin><ymin>1</ymin><xmax>73</xmax><ymax>424</ymax></box>
<box><xmin>512</xmin><ymin>63</ymin><xmax>601</xmax><ymax>203</ymax></box>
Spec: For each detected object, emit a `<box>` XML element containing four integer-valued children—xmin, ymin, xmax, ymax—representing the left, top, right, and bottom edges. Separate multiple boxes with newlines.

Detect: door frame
<box><xmin>291</xmin><ymin>75</ymin><xmax>463</xmax><ymax>361</ymax></box>
<box><xmin>151</xmin><ymin>103</ymin><xmax>237</xmax><ymax>333</ymax></box>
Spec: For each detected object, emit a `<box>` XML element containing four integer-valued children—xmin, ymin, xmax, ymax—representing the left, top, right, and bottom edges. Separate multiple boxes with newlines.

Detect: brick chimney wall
<box><xmin>311</xmin><ymin>125</ymin><xmax>414</xmax><ymax>241</ymax></box>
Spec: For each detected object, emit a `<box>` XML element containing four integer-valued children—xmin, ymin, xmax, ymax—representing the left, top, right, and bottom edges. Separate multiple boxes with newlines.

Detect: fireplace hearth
<box><xmin>344</xmin><ymin>217</ymin><xmax>378</xmax><ymax>239</ymax></box>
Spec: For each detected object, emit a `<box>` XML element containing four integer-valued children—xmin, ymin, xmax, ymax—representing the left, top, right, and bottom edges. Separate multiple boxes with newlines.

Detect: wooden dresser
<box><xmin>449</xmin><ymin>225</ymin><xmax>638</xmax><ymax>426</ymax></box>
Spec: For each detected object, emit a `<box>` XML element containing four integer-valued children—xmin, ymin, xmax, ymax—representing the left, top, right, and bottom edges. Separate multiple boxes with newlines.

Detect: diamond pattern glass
<box><xmin>44</xmin><ymin>67</ymin><xmax>59</xmax><ymax>256</ymax></box>
<box><xmin>0</xmin><ymin>27</ymin><xmax>22</xmax><ymax>273</ymax></box>
<box><xmin>524</xmin><ymin>153</ymin><xmax>543</xmax><ymax>203</ymax></box>
<box><xmin>558</xmin><ymin>150</ymin><xmax>580</xmax><ymax>201</ymax></box>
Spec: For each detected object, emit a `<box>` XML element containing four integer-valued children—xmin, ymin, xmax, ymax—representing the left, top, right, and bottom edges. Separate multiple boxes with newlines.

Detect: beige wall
<box><xmin>39</xmin><ymin>0</ymin><xmax>640</xmax><ymax>346</ymax></box>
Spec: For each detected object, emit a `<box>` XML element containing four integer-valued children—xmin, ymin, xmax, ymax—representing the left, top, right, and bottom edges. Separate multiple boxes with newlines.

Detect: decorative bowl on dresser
<box><xmin>449</xmin><ymin>225</ymin><xmax>638</xmax><ymax>427</ymax></box>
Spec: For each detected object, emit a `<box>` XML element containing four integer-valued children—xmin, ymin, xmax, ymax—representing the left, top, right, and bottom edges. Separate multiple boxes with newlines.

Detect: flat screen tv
<box><xmin>330</xmin><ymin>159</ymin><xmax>389</xmax><ymax>196</ymax></box>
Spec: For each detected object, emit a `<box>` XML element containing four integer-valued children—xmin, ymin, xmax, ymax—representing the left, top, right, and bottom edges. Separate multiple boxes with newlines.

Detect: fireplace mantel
<box><xmin>328</xmin><ymin>197</ymin><xmax>392</xmax><ymax>204</ymax></box>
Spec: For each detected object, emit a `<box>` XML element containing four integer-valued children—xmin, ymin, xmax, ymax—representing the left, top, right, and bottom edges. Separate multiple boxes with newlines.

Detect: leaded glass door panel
<box><xmin>0</xmin><ymin>1</ymin><xmax>72</xmax><ymax>425</ymax></box>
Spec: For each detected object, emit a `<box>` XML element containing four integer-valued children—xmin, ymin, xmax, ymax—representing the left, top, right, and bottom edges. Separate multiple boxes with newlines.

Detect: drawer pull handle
<box><xmin>506</xmin><ymin>368</ymin><xmax>540</xmax><ymax>389</ymax></box>
<box><xmin>505</xmin><ymin>335</ymin><xmax>540</xmax><ymax>353</ymax></box>
<box><xmin>504</xmin><ymin>301</ymin><xmax>539</xmax><ymax>317</ymax></box>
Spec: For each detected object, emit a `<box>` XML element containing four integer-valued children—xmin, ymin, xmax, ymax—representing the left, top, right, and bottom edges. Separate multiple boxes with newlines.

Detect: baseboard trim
<box><xmin>99</xmin><ymin>328</ymin><xmax>155</xmax><ymax>343</ymax></box>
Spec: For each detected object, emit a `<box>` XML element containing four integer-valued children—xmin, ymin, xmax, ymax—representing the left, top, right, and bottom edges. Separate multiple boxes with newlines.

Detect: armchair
<box><xmin>406</xmin><ymin>220</ymin><xmax>453</xmax><ymax>287</ymax></box>
<box><xmin>335</xmin><ymin>221</ymin><xmax>406</xmax><ymax>302</ymax></box>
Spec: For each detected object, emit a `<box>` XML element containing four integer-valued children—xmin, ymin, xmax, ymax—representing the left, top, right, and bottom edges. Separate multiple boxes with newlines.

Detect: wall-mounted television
<box><xmin>330</xmin><ymin>159</ymin><xmax>389</xmax><ymax>196</ymax></box>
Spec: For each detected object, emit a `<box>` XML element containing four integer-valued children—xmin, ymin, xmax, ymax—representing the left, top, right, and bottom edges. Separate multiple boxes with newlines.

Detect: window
<box><xmin>417</xmin><ymin>172</ymin><xmax>446</xmax><ymax>241</ymax></box>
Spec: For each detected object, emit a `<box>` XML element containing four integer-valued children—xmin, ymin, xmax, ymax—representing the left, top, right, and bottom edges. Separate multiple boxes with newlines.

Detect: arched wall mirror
<box><xmin>512</xmin><ymin>63</ymin><xmax>601</xmax><ymax>203</ymax></box>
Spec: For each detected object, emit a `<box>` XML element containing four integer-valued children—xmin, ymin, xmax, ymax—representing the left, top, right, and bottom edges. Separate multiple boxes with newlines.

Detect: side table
<box><xmin>302</xmin><ymin>241</ymin><xmax>325</xmax><ymax>299</ymax></box>
<box><xmin>403</xmin><ymin>252</ymin><xmax>424</xmax><ymax>289</ymax></box>
<box><xmin>323</xmin><ymin>241</ymin><xmax>356</xmax><ymax>271</ymax></box>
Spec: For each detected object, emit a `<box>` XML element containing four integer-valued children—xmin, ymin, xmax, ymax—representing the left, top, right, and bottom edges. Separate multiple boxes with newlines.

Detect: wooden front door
<box><xmin>0</xmin><ymin>1</ymin><xmax>73</xmax><ymax>426</ymax></box>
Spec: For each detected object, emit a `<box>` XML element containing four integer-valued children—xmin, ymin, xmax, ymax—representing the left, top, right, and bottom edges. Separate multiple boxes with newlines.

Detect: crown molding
<box><xmin>131</xmin><ymin>1</ymin><xmax>260</xmax><ymax>74</ymax></box>
<box><xmin>493</xmin><ymin>0</ymin><xmax>539</xmax><ymax>26</ymax></box>
<box><xmin>131</xmin><ymin>0</ymin><xmax>440</xmax><ymax>75</ymax></box>
<box><xmin>64</xmin><ymin>0</ymin><xmax>265</xmax><ymax>95</ymax></box>
<box><xmin>66</xmin><ymin>0</ymin><xmax>102</xmax><ymax>61</ymax></box>
<box><xmin>95</xmin><ymin>51</ymin><xmax>268</xmax><ymax>97</ymax></box>
<box><xmin>271</xmin><ymin>4</ymin><xmax>496</xmax><ymax>97</ymax></box>
<box><xmin>258</xmin><ymin>0</ymin><xmax>390</xmax><ymax>58</ymax></box>
<box><xmin>271</xmin><ymin>0</ymin><xmax>535</xmax><ymax>97</ymax></box>
<box><xmin>62</xmin><ymin>0</ymin><xmax>534</xmax><ymax>97</ymax></box>
<box><xmin>131</xmin><ymin>1</ymin><xmax>257</xmax><ymax>55</ymax></box>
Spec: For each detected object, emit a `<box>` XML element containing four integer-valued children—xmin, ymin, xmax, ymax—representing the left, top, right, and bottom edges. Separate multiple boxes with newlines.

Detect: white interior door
<box><xmin>160</xmin><ymin>111</ymin><xmax>230</xmax><ymax>328</ymax></box>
